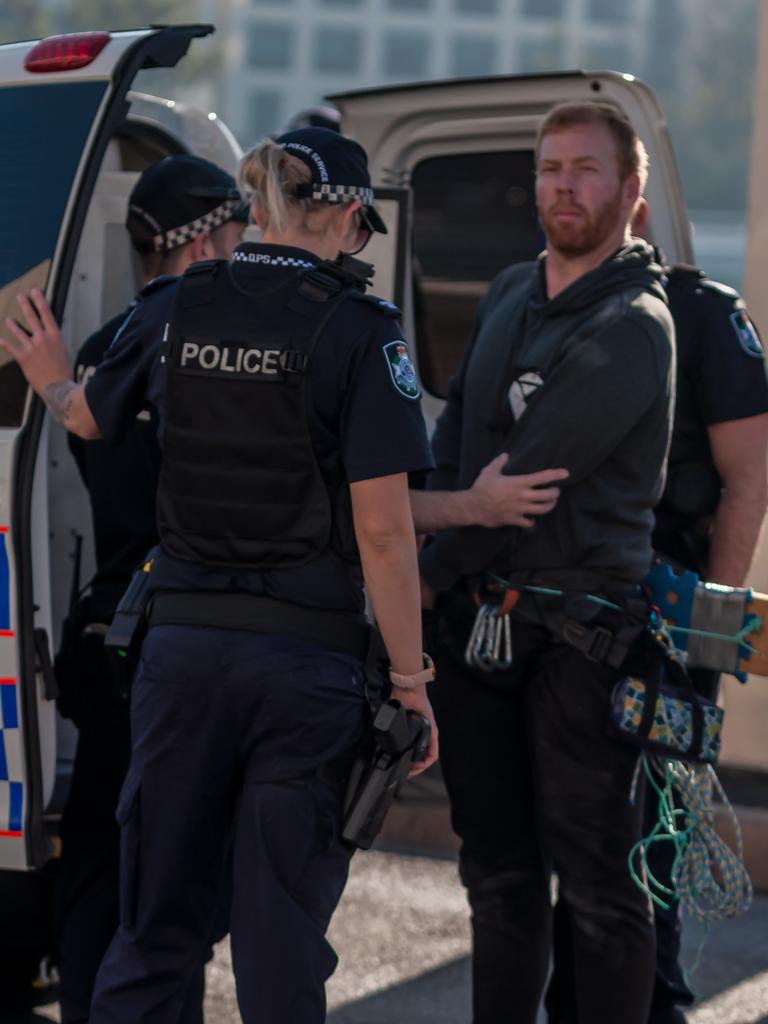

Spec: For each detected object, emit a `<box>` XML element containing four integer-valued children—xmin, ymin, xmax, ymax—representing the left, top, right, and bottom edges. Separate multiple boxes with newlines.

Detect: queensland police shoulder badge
<box><xmin>730</xmin><ymin>308</ymin><xmax>764</xmax><ymax>359</ymax></box>
<box><xmin>383</xmin><ymin>340</ymin><xmax>421</xmax><ymax>399</ymax></box>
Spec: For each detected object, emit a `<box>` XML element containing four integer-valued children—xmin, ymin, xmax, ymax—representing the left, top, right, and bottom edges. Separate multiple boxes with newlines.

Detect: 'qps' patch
<box><xmin>383</xmin><ymin>340</ymin><xmax>421</xmax><ymax>399</ymax></box>
<box><xmin>730</xmin><ymin>309</ymin><xmax>764</xmax><ymax>359</ymax></box>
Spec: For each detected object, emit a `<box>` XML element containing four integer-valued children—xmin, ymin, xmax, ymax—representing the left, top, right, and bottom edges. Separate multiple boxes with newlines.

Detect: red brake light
<box><xmin>24</xmin><ymin>32</ymin><xmax>111</xmax><ymax>73</ymax></box>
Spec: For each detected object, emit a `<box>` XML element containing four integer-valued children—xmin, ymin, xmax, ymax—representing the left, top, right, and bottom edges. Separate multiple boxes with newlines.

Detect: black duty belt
<box><xmin>148</xmin><ymin>591</ymin><xmax>371</xmax><ymax>661</ymax></box>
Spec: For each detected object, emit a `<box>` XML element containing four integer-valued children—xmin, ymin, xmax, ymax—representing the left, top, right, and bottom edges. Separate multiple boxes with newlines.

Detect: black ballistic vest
<box><xmin>656</xmin><ymin>266</ymin><xmax>723</xmax><ymax>523</ymax></box>
<box><xmin>157</xmin><ymin>258</ymin><xmax>364</xmax><ymax>570</ymax></box>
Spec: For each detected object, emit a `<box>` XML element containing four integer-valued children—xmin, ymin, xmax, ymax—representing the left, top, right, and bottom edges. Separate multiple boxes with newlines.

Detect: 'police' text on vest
<box><xmin>177</xmin><ymin>337</ymin><xmax>286</xmax><ymax>380</ymax></box>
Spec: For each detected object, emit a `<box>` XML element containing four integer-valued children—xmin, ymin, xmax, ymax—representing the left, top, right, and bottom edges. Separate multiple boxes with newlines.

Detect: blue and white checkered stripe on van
<box><xmin>0</xmin><ymin>678</ymin><xmax>22</xmax><ymax>835</ymax></box>
<box><xmin>0</xmin><ymin>526</ymin><xmax>22</xmax><ymax>837</ymax></box>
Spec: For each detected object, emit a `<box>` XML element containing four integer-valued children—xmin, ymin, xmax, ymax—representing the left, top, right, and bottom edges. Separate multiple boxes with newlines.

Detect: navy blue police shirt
<box><xmin>654</xmin><ymin>266</ymin><xmax>768</xmax><ymax>563</ymax></box>
<box><xmin>71</xmin><ymin>299</ymin><xmax>163</xmax><ymax>621</ymax></box>
<box><xmin>84</xmin><ymin>242</ymin><xmax>434</xmax><ymax>613</ymax></box>
<box><xmin>84</xmin><ymin>277</ymin><xmax>174</xmax><ymax>447</ymax></box>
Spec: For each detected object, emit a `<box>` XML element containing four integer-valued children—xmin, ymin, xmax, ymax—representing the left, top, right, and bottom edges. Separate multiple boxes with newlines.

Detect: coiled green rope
<box><xmin>628</xmin><ymin>754</ymin><xmax>752</xmax><ymax>923</ymax></box>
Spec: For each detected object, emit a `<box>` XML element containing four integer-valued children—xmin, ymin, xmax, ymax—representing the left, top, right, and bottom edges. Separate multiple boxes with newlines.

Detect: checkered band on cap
<box><xmin>296</xmin><ymin>183</ymin><xmax>375</xmax><ymax>206</ymax></box>
<box><xmin>150</xmin><ymin>198</ymin><xmax>243</xmax><ymax>253</ymax></box>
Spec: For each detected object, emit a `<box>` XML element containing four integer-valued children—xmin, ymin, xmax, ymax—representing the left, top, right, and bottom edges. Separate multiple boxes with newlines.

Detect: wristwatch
<box><xmin>388</xmin><ymin>652</ymin><xmax>436</xmax><ymax>690</ymax></box>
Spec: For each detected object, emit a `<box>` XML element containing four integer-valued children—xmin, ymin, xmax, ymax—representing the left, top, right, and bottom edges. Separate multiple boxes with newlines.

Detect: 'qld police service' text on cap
<box><xmin>275</xmin><ymin>127</ymin><xmax>387</xmax><ymax>235</ymax></box>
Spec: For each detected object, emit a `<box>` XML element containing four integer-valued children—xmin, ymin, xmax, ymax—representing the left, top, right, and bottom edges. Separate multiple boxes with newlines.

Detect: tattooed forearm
<box><xmin>39</xmin><ymin>379</ymin><xmax>100</xmax><ymax>439</ymax></box>
<box><xmin>42</xmin><ymin>380</ymin><xmax>80</xmax><ymax>427</ymax></box>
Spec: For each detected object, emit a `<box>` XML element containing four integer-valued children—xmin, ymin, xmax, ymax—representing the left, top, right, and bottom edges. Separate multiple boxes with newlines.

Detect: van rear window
<box><xmin>0</xmin><ymin>81</ymin><xmax>107</xmax><ymax>426</ymax></box>
<box><xmin>411</xmin><ymin>150</ymin><xmax>542</xmax><ymax>398</ymax></box>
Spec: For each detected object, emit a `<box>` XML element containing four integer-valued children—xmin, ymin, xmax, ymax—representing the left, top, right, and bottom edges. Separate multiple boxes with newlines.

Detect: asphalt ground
<box><xmin>16</xmin><ymin>848</ymin><xmax>768</xmax><ymax>1024</ymax></box>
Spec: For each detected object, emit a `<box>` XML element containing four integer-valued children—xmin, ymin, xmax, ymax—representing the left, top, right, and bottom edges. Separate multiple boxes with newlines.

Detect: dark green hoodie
<box><xmin>420</xmin><ymin>239</ymin><xmax>674</xmax><ymax>592</ymax></box>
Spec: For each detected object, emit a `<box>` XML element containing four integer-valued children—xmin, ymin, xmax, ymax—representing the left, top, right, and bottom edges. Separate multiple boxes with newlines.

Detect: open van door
<box><xmin>330</xmin><ymin>72</ymin><xmax>693</xmax><ymax>427</ymax></box>
<box><xmin>0</xmin><ymin>25</ymin><xmax>215</xmax><ymax>871</ymax></box>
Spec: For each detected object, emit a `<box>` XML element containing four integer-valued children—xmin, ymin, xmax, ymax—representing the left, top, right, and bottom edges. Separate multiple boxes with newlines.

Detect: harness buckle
<box><xmin>561</xmin><ymin>621</ymin><xmax>614</xmax><ymax>662</ymax></box>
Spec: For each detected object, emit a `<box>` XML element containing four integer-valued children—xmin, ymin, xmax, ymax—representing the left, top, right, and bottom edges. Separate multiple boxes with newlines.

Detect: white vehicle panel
<box><xmin>0</xmin><ymin>24</ymin><xmax>230</xmax><ymax>870</ymax></box>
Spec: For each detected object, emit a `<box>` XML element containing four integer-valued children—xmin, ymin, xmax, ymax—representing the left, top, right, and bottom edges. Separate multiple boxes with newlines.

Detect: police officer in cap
<box><xmin>2</xmin><ymin>127</ymin><xmax>438</xmax><ymax>1023</ymax></box>
<box><xmin>52</xmin><ymin>154</ymin><xmax>247</xmax><ymax>1024</ymax></box>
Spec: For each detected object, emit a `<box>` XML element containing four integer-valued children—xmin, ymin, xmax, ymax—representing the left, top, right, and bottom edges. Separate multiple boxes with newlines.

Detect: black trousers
<box><xmin>428</xmin><ymin>612</ymin><xmax>655</xmax><ymax>1024</ymax></box>
<box><xmin>545</xmin><ymin>666</ymin><xmax>718</xmax><ymax>1024</ymax></box>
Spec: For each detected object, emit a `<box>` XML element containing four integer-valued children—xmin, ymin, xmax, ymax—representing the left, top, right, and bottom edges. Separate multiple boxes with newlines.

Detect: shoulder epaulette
<box><xmin>666</xmin><ymin>265</ymin><xmax>740</xmax><ymax>301</ymax></box>
<box><xmin>698</xmin><ymin>278</ymin><xmax>741</xmax><ymax>301</ymax></box>
<box><xmin>347</xmin><ymin>291</ymin><xmax>402</xmax><ymax>318</ymax></box>
<box><xmin>139</xmin><ymin>274</ymin><xmax>178</xmax><ymax>298</ymax></box>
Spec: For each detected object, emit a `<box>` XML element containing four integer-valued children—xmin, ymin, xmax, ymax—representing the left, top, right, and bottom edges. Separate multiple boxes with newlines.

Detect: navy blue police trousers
<box><xmin>57</xmin><ymin>640</ymin><xmax>210</xmax><ymax>1024</ymax></box>
<box><xmin>89</xmin><ymin>625</ymin><xmax>367</xmax><ymax>1024</ymax></box>
<box><xmin>426</xmin><ymin>609</ymin><xmax>656</xmax><ymax>1024</ymax></box>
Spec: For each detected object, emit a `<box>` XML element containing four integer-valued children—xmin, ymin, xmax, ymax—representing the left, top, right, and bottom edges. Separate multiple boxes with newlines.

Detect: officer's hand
<box><xmin>391</xmin><ymin>684</ymin><xmax>439</xmax><ymax>778</ymax></box>
<box><xmin>469</xmin><ymin>455</ymin><xmax>569</xmax><ymax>528</ymax></box>
<box><xmin>0</xmin><ymin>289</ymin><xmax>72</xmax><ymax>395</ymax></box>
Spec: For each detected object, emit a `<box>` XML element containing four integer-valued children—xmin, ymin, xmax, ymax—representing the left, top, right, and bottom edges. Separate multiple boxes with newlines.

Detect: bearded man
<box><xmin>410</xmin><ymin>102</ymin><xmax>675</xmax><ymax>1024</ymax></box>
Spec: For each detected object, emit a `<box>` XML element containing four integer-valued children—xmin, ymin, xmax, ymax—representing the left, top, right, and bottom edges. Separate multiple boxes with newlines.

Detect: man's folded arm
<box><xmin>420</xmin><ymin>318</ymin><xmax>671</xmax><ymax>590</ymax></box>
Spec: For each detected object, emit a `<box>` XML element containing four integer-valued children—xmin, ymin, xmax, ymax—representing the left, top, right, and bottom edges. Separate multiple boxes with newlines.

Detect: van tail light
<box><xmin>24</xmin><ymin>32</ymin><xmax>111</xmax><ymax>73</ymax></box>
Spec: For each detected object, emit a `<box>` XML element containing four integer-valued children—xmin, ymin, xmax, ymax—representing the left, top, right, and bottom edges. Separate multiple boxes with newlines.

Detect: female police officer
<box><xmin>1</xmin><ymin>127</ymin><xmax>438</xmax><ymax>1023</ymax></box>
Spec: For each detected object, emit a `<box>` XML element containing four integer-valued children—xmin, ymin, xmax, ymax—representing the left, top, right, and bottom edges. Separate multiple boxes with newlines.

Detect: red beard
<box><xmin>540</xmin><ymin>188</ymin><xmax>623</xmax><ymax>257</ymax></box>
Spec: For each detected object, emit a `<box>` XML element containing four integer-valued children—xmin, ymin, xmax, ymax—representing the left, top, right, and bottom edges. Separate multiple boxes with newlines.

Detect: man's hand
<box><xmin>469</xmin><ymin>454</ymin><xmax>569</xmax><ymax>527</ymax></box>
<box><xmin>389</xmin><ymin>683</ymin><xmax>439</xmax><ymax>778</ymax></box>
<box><xmin>0</xmin><ymin>289</ymin><xmax>71</xmax><ymax>394</ymax></box>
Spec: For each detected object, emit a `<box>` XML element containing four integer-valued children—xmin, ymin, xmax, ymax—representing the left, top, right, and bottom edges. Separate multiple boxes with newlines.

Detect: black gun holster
<box><xmin>341</xmin><ymin>699</ymin><xmax>431</xmax><ymax>851</ymax></box>
<box><xmin>104</xmin><ymin>549</ymin><xmax>158</xmax><ymax>663</ymax></box>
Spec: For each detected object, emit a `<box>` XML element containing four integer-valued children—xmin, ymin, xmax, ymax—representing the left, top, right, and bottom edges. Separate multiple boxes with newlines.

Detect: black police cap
<box><xmin>274</xmin><ymin>127</ymin><xmax>387</xmax><ymax>235</ymax></box>
<box><xmin>127</xmin><ymin>154</ymin><xmax>248</xmax><ymax>254</ymax></box>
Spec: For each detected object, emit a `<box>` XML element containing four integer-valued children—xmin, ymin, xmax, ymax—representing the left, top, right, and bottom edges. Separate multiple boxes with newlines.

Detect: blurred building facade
<box><xmin>16</xmin><ymin>0</ymin><xmax>752</xmax><ymax>286</ymax></box>
<box><xmin>210</xmin><ymin>0</ymin><xmax>667</xmax><ymax>146</ymax></box>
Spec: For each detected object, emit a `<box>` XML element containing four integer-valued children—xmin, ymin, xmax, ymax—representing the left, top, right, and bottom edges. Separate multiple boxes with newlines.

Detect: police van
<box><xmin>0</xmin><ymin>20</ymin><xmax>726</xmax><ymax>991</ymax></box>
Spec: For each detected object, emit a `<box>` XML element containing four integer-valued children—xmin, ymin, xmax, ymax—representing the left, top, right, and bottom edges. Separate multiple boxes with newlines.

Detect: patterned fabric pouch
<box><xmin>609</xmin><ymin>652</ymin><xmax>724</xmax><ymax>764</ymax></box>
